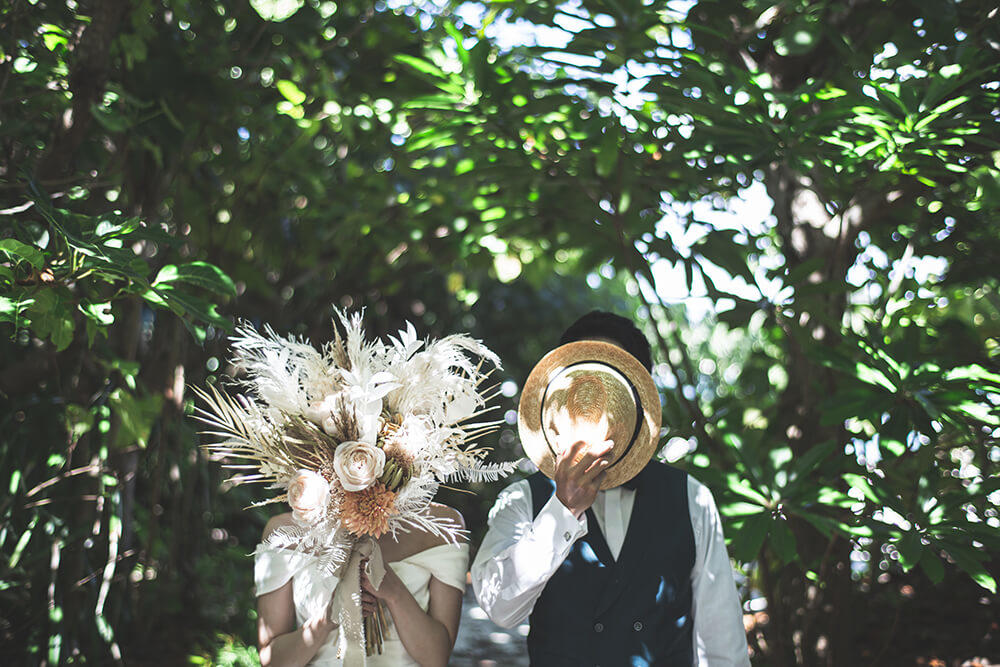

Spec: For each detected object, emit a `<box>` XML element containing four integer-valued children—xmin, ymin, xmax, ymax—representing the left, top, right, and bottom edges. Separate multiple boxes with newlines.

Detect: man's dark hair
<box><xmin>559</xmin><ymin>310</ymin><xmax>653</xmax><ymax>371</ymax></box>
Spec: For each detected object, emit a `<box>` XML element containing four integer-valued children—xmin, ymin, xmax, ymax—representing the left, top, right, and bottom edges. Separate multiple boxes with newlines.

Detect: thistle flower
<box><xmin>341</xmin><ymin>483</ymin><xmax>396</xmax><ymax>537</ymax></box>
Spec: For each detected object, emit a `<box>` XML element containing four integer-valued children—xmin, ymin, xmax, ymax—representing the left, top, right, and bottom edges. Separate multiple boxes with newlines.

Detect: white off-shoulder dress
<box><xmin>255</xmin><ymin>542</ymin><xmax>470</xmax><ymax>666</ymax></box>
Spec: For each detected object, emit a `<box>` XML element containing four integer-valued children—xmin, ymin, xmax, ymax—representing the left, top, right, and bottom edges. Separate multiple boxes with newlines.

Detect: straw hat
<box><xmin>517</xmin><ymin>340</ymin><xmax>661</xmax><ymax>489</ymax></box>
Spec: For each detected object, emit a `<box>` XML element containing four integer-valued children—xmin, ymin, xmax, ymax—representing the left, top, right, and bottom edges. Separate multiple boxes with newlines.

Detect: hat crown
<box><xmin>542</xmin><ymin>361</ymin><xmax>639</xmax><ymax>465</ymax></box>
<box><xmin>519</xmin><ymin>340</ymin><xmax>660</xmax><ymax>489</ymax></box>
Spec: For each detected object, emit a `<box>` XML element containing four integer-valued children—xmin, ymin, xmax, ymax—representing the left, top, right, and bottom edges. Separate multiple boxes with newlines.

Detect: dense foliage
<box><xmin>1</xmin><ymin>0</ymin><xmax>998</xmax><ymax>664</ymax></box>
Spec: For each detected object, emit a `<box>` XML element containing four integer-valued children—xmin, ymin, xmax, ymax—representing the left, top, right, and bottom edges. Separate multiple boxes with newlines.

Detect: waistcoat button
<box><xmin>633</xmin><ymin>621</ymin><xmax>643</xmax><ymax>631</ymax></box>
<box><xmin>594</xmin><ymin>622</ymin><xmax>604</xmax><ymax>633</ymax></box>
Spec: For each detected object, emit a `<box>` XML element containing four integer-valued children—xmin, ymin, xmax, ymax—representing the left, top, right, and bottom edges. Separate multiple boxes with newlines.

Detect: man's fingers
<box><xmin>582</xmin><ymin>456</ymin><xmax>611</xmax><ymax>484</ymax></box>
<box><xmin>574</xmin><ymin>440</ymin><xmax>614</xmax><ymax>474</ymax></box>
<box><xmin>557</xmin><ymin>437</ymin><xmax>589</xmax><ymax>465</ymax></box>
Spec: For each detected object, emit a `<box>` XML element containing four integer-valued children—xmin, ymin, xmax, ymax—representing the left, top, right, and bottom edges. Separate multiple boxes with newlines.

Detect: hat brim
<box><xmin>518</xmin><ymin>340</ymin><xmax>661</xmax><ymax>489</ymax></box>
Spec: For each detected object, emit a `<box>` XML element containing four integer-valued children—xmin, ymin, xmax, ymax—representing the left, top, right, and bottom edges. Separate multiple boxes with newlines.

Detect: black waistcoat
<box><xmin>526</xmin><ymin>462</ymin><xmax>695</xmax><ymax>667</ymax></box>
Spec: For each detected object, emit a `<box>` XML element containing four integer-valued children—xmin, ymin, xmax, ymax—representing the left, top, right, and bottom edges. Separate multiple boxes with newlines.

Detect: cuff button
<box><xmin>563</xmin><ymin>531</ymin><xmax>572</xmax><ymax>541</ymax></box>
<box><xmin>633</xmin><ymin>621</ymin><xmax>643</xmax><ymax>631</ymax></box>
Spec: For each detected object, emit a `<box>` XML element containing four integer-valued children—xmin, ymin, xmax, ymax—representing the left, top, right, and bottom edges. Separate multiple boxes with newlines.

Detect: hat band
<box><xmin>539</xmin><ymin>360</ymin><xmax>645</xmax><ymax>471</ymax></box>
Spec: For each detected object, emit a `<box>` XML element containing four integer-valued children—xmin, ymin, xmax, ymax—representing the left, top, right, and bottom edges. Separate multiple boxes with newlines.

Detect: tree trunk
<box><xmin>35</xmin><ymin>0</ymin><xmax>128</xmax><ymax>181</ymax></box>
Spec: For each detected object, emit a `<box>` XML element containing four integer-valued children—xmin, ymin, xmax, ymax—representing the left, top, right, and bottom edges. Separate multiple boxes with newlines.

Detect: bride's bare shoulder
<box><xmin>262</xmin><ymin>512</ymin><xmax>296</xmax><ymax>540</ymax></box>
<box><xmin>427</xmin><ymin>503</ymin><xmax>467</xmax><ymax>543</ymax></box>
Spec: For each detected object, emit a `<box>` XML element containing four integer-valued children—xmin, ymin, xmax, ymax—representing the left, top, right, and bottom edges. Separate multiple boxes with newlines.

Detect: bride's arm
<box><xmin>257</xmin><ymin>578</ymin><xmax>337</xmax><ymax>667</ymax></box>
<box><xmin>362</xmin><ymin>564</ymin><xmax>463</xmax><ymax>667</ymax></box>
<box><xmin>256</xmin><ymin>514</ymin><xmax>337</xmax><ymax>667</ymax></box>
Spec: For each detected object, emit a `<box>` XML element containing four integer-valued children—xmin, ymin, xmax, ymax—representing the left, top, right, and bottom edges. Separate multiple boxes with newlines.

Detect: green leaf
<box><xmin>403</xmin><ymin>95</ymin><xmax>462</xmax><ymax>111</ymax></box>
<box><xmin>0</xmin><ymin>295</ymin><xmax>34</xmax><ymax>323</ymax></box>
<box><xmin>108</xmin><ymin>388</ymin><xmax>163</xmax><ymax>449</ymax></box>
<box><xmin>770</xmin><ymin>517</ymin><xmax>798</xmax><ymax>564</ymax></box>
<box><xmin>719</xmin><ymin>501</ymin><xmax>767</xmax><ymax>517</ymax></box>
<box><xmin>896</xmin><ymin>531</ymin><xmax>923</xmax><ymax>572</ymax></box>
<box><xmin>40</xmin><ymin>24</ymin><xmax>69</xmax><ymax>51</ymax></box>
<box><xmin>65</xmin><ymin>404</ymin><xmax>95</xmax><ymax>439</ymax></box>
<box><xmin>726</xmin><ymin>474</ymin><xmax>771</xmax><ymax>506</ymax></box>
<box><xmin>787</xmin><ymin>440</ymin><xmax>838</xmax><ymax>488</ymax></box>
<box><xmin>394</xmin><ymin>54</ymin><xmax>448</xmax><ymax>80</ymax></box>
<box><xmin>276</xmin><ymin>79</ymin><xmax>306</xmax><ymax>105</ymax></box>
<box><xmin>854</xmin><ymin>362</ymin><xmax>896</xmax><ymax>391</ymax></box>
<box><xmin>90</xmin><ymin>104</ymin><xmax>130</xmax><ymax>133</ymax></box>
<box><xmin>843</xmin><ymin>473</ymin><xmax>880</xmax><ymax>504</ymax></box>
<box><xmin>9</xmin><ymin>516</ymin><xmax>39</xmax><ymax>569</ymax></box>
<box><xmin>919</xmin><ymin>548</ymin><xmax>945</xmax><ymax>584</ymax></box>
<box><xmin>27</xmin><ymin>291</ymin><xmax>75</xmax><ymax>351</ymax></box>
<box><xmin>695</xmin><ymin>230</ymin><xmax>756</xmax><ymax>285</ymax></box>
<box><xmin>728</xmin><ymin>513</ymin><xmax>770</xmax><ymax>561</ymax></box>
<box><xmin>945</xmin><ymin>364</ymin><xmax>1000</xmax><ymax>388</ymax></box>
<box><xmin>79</xmin><ymin>301</ymin><xmax>114</xmax><ymax>326</ymax></box>
<box><xmin>813</xmin><ymin>486</ymin><xmax>854</xmax><ymax>508</ymax></box>
<box><xmin>48</xmin><ymin>315</ymin><xmax>75</xmax><ymax>351</ymax></box>
<box><xmin>0</xmin><ymin>239</ymin><xmax>44</xmax><ymax>269</ymax></box>
<box><xmin>881</xmin><ymin>437</ymin><xmax>906</xmax><ymax>457</ymax></box>
<box><xmin>784</xmin><ymin>256</ymin><xmax>825</xmax><ymax>286</ymax></box>
<box><xmin>444</xmin><ymin>22</ymin><xmax>469</xmax><ymax>66</ymax></box>
<box><xmin>914</xmin><ymin>95</ymin><xmax>970</xmax><ymax>131</ymax></box>
<box><xmin>153</xmin><ymin>261</ymin><xmax>237</xmax><ymax>296</ymax></box>
<box><xmin>946</xmin><ymin>546</ymin><xmax>997</xmax><ymax>593</ymax></box>
<box><xmin>797</xmin><ymin>510</ymin><xmax>840</xmax><ymax>536</ymax></box>
<box><xmin>249</xmin><ymin>0</ymin><xmax>303</xmax><ymax>22</ymax></box>
<box><xmin>595</xmin><ymin>129</ymin><xmax>618</xmax><ymax>178</ymax></box>
<box><xmin>142</xmin><ymin>283</ymin><xmax>231</xmax><ymax>338</ymax></box>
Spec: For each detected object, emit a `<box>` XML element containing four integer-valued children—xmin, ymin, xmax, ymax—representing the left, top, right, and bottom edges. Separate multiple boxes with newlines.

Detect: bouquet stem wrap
<box><xmin>326</xmin><ymin>537</ymin><xmax>385</xmax><ymax>666</ymax></box>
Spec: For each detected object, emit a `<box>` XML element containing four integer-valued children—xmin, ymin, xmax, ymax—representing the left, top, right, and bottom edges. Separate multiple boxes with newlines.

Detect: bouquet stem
<box><xmin>365</xmin><ymin>600</ymin><xmax>390</xmax><ymax>656</ymax></box>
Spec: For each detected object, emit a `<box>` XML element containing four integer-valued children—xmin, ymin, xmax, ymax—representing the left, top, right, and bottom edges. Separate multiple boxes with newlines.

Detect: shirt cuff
<box><xmin>535</xmin><ymin>493</ymin><xmax>588</xmax><ymax>552</ymax></box>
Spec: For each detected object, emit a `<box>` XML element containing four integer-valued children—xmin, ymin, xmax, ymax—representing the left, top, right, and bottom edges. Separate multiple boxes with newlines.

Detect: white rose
<box><xmin>322</xmin><ymin>415</ymin><xmax>338</xmax><ymax>436</ymax></box>
<box><xmin>304</xmin><ymin>395</ymin><xmax>338</xmax><ymax>426</ymax></box>
<box><xmin>287</xmin><ymin>469</ymin><xmax>330</xmax><ymax>524</ymax></box>
<box><xmin>334</xmin><ymin>441</ymin><xmax>386</xmax><ymax>492</ymax></box>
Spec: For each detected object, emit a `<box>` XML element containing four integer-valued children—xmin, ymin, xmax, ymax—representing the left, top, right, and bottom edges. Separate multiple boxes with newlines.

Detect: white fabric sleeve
<box><xmin>254</xmin><ymin>545</ymin><xmax>311</xmax><ymax>596</ymax></box>
<box><xmin>415</xmin><ymin>543</ymin><xmax>470</xmax><ymax>592</ymax></box>
<box><xmin>470</xmin><ymin>478</ymin><xmax>587</xmax><ymax>628</ymax></box>
<box><xmin>688</xmin><ymin>477</ymin><xmax>751</xmax><ymax>667</ymax></box>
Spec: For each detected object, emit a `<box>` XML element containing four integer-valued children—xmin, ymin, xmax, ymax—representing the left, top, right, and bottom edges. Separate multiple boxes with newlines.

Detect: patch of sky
<box><xmin>638</xmin><ymin>182</ymin><xmax>782</xmax><ymax>322</ymax></box>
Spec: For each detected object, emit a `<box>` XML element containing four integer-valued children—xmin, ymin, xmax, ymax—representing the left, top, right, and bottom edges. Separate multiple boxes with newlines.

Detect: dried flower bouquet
<box><xmin>193</xmin><ymin>310</ymin><xmax>516</xmax><ymax>661</ymax></box>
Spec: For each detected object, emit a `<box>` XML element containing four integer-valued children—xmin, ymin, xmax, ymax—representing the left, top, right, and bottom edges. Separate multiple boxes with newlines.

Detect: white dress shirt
<box><xmin>471</xmin><ymin>475</ymin><xmax>750</xmax><ymax>666</ymax></box>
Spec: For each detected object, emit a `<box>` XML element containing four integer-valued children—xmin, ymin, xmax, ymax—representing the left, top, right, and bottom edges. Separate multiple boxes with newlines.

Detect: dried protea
<box><xmin>341</xmin><ymin>483</ymin><xmax>397</xmax><ymax>537</ymax></box>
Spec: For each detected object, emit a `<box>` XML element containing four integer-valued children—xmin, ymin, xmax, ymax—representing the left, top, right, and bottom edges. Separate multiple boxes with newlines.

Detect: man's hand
<box><xmin>553</xmin><ymin>438</ymin><xmax>613</xmax><ymax>519</ymax></box>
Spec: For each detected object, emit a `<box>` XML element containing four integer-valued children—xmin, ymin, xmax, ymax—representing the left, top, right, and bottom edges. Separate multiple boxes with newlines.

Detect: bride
<box><xmin>255</xmin><ymin>502</ymin><xmax>468</xmax><ymax>667</ymax></box>
<box><xmin>193</xmin><ymin>314</ymin><xmax>513</xmax><ymax>666</ymax></box>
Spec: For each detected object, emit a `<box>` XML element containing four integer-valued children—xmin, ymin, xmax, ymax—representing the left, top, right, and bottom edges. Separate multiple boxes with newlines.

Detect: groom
<box><xmin>471</xmin><ymin>311</ymin><xmax>750</xmax><ymax>666</ymax></box>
